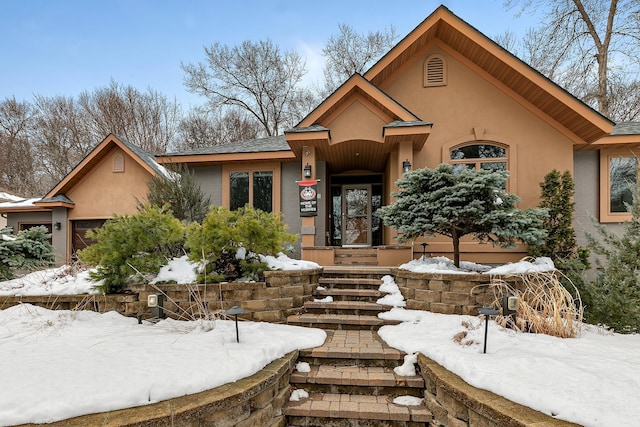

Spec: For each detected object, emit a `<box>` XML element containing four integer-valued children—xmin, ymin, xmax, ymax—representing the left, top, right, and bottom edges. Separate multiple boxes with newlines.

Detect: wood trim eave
<box><xmin>156</xmin><ymin>151</ymin><xmax>296</xmax><ymax>165</ymax></box>
<box><xmin>33</xmin><ymin>202</ymin><xmax>75</xmax><ymax>209</ymax></box>
<box><xmin>285</xmin><ymin>130</ymin><xmax>331</xmax><ymax>142</ymax></box>
<box><xmin>440</xmin><ymin>42</ymin><xmax>591</xmax><ymax>146</ymax></box>
<box><xmin>365</xmin><ymin>7</ymin><xmax>612</xmax><ymax>139</ymax></box>
<box><xmin>0</xmin><ymin>207</ymin><xmax>50</xmax><ymax>213</ymax></box>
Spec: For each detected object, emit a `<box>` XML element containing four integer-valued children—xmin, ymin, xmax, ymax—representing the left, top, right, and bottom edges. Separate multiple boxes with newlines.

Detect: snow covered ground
<box><xmin>0</xmin><ymin>255</ymin><xmax>638</xmax><ymax>426</ymax></box>
<box><xmin>0</xmin><ymin>304</ymin><xmax>326</xmax><ymax>425</ymax></box>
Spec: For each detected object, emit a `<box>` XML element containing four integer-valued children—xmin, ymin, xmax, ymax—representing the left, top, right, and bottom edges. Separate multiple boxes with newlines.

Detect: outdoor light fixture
<box><xmin>420</xmin><ymin>242</ymin><xmax>429</xmax><ymax>259</ymax></box>
<box><xmin>148</xmin><ymin>293</ymin><xmax>165</xmax><ymax>319</ymax></box>
<box><xmin>54</xmin><ymin>222</ymin><xmax>61</xmax><ymax>230</ymax></box>
<box><xmin>303</xmin><ymin>163</ymin><xmax>312</xmax><ymax>179</ymax></box>
<box><xmin>477</xmin><ymin>306</ymin><xmax>500</xmax><ymax>354</ymax></box>
<box><xmin>502</xmin><ymin>295</ymin><xmax>519</xmax><ymax>329</ymax></box>
<box><xmin>402</xmin><ymin>159</ymin><xmax>412</xmax><ymax>174</ymax></box>
<box><xmin>226</xmin><ymin>306</ymin><xmax>246</xmax><ymax>343</ymax></box>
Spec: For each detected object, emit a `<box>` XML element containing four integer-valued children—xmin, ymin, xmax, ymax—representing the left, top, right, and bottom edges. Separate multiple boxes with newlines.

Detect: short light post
<box><xmin>477</xmin><ymin>307</ymin><xmax>500</xmax><ymax>354</ymax></box>
<box><xmin>421</xmin><ymin>242</ymin><xmax>429</xmax><ymax>259</ymax></box>
<box><xmin>226</xmin><ymin>306</ymin><xmax>246</xmax><ymax>343</ymax></box>
<box><xmin>147</xmin><ymin>294</ymin><xmax>165</xmax><ymax>319</ymax></box>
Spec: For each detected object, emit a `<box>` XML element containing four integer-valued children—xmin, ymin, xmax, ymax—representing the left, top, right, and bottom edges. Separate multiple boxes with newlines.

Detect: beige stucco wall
<box><xmin>380</xmin><ymin>46</ymin><xmax>574</xmax><ymax>209</ymax></box>
<box><xmin>326</xmin><ymin>96</ymin><xmax>389</xmax><ymax>144</ymax></box>
<box><xmin>370</xmin><ymin>46</ymin><xmax>576</xmax><ymax>260</ymax></box>
<box><xmin>66</xmin><ymin>147</ymin><xmax>152</xmax><ymax>220</ymax></box>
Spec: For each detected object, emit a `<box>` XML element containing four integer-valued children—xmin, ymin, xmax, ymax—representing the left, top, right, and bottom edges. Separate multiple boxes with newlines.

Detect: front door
<box><xmin>342</xmin><ymin>184</ymin><xmax>371</xmax><ymax>246</ymax></box>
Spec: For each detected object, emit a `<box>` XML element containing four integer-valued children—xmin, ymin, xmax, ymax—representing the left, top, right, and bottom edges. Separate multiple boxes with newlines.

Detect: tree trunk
<box><xmin>452</xmin><ymin>229</ymin><xmax>460</xmax><ymax>268</ymax></box>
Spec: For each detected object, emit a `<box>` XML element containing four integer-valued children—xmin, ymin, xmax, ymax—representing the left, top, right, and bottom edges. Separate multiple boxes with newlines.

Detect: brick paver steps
<box><xmin>285</xmin><ymin>269</ymin><xmax>431</xmax><ymax>426</ymax></box>
<box><xmin>318</xmin><ymin>277</ymin><xmax>386</xmax><ymax>290</ymax></box>
<box><xmin>314</xmin><ymin>287</ymin><xmax>384</xmax><ymax>302</ymax></box>
<box><xmin>303</xmin><ymin>300</ymin><xmax>393</xmax><ymax>317</ymax></box>
<box><xmin>298</xmin><ymin>330</ymin><xmax>406</xmax><ymax>367</ymax></box>
<box><xmin>290</xmin><ymin>365</ymin><xmax>424</xmax><ymax>396</ymax></box>
<box><xmin>287</xmin><ymin>313</ymin><xmax>401</xmax><ymax>330</ymax></box>
<box><xmin>285</xmin><ymin>393</ymin><xmax>431</xmax><ymax>426</ymax></box>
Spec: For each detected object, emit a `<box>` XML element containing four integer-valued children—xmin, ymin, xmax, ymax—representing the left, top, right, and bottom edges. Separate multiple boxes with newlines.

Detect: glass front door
<box><xmin>342</xmin><ymin>185</ymin><xmax>371</xmax><ymax>246</ymax></box>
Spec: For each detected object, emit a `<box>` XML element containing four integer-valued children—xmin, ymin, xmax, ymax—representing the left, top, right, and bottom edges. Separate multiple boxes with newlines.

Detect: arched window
<box><xmin>423</xmin><ymin>54</ymin><xmax>446</xmax><ymax>87</ymax></box>
<box><xmin>450</xmin><ymin>143</ymin><xmax>508</xmax><ymax>173</ymax></box>
<box><xmin>113</xmin><ymin>154</ymin><xmax>124</xmax><ymax>173</ymax></box>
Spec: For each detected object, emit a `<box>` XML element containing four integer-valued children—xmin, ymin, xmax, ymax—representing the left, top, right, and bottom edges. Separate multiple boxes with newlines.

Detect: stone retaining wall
<box><xmin>391</xmin><ymin>268</ymin><xmax>527</xmax><ymax>315</ymax></box>
<box><xmin>0</xmin><ymin>268</ymin><xmax>321</xmax><ymax>323</ymax></box>
<box><xmin>417</xmin><ymin>354</ymin><xmax>580</xmax><ymax>427</ymax></box>
<box><xmin>18</xmin><ymin>351</ymin><xmax>298</xmax><ymax>427</ymax></box>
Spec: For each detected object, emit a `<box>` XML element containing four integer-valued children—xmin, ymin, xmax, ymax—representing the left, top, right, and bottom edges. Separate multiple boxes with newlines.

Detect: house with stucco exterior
<box><xmin>1</xmin><ymin>5</ymin><xmax>639</xmax><ymax>266</ymax></box>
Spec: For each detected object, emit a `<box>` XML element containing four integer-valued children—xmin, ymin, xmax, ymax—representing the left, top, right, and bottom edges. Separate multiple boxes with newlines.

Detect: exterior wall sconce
<box><xmin>54</xmin><ymin>222</ymin><xmax>61</xmax><ymax>230</ymax></box>
<box><xmin>402</xmin><ymin>159</ymin><xmax>412</xmax><ymax>174</ymax></box>
<box><xmin>304</xmin><ymin>163</ymin><xmax>312</xmax><ymax>179</ymax></box>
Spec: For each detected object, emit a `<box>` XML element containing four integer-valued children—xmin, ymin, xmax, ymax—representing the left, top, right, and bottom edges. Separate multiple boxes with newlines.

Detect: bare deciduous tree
<box><xmin>0</xmin><ymin>98</ymin><xmax>38</xmax><ymax>196</ymax></box>
<box><xmin>31</xmin><ymin>95</ymin><xmax>94</xmax><ymax>190</ymax></box>
<box><xmin>182</xmin><ymin>39</ymin><xmax>311</xmax><ymax>136</ymax></box>
<box><xmin>321</xmin><ymin>23</ymin><xmax>397</xmax><ymax>96</ymax></box>
<box><xmin>77</xmin><ymin>80</ymin><xmax>181</xmax><ymax>153</ymax></box>
<box><xmin>503</xmin><ymin>0</ymin><xmax>640</xmax><ymax>120</ymax></box>
<box><xmin>176</xmin><ymin>108</ymin><xmax>261</xmax><ymax>151</ymax></box>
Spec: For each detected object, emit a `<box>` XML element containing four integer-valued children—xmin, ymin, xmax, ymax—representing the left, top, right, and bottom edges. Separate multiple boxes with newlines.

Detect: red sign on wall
<box><xmin>298</xmin><ymin>179</ymin><xmax>317</xmax><ymax>217</ymax></box>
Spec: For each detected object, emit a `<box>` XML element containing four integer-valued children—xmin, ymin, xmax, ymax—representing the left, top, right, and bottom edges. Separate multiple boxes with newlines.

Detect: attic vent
<box><xmin>424</xmin><ymin>54</ymin><xmax>446</xmax><ymax>87</ymax></box>
<box><xmin>113</xmin><ymin>154</ymin><xmax>124</xmax><ymax>173</ymax></box>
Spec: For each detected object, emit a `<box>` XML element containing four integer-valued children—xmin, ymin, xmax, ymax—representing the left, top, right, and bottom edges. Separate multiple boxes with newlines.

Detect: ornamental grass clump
<box><xmin>487</xmin><ymin>270</ymin><xmax>583</xmax><ymax>338</ymax></box>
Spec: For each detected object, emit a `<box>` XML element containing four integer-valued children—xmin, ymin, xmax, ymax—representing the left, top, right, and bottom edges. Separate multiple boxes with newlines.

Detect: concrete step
<box><xmin>304</xmin><ymin>300</ymin><xmax>391</xmax><ymax>316</ymax></box>
<box><xmin>287</xmin><ymin>313</ymin><xmax>400</xmax><ymax>331</ymax></box>
<box><xmin>297</xmin><ymin>330</ymin><xmax>406</xmax><ymax>368</ymax></box>
<box><xmin>318</xmin><ymin>277</ymin><xmax>384</xmax><ymax>290</ymax></box>
<box><xmin>315</xmin><ymin>288</ymin><xmax>384</xmax><ymax>303</ymax></box>
<box><xmin>284</xmin><ymin>392</ymin><xmax>432</xmax><ymax>426</ymax></box>
<box><xmin>290</xmin><ymin>365</ymin><xmax>424</xmax><ymax>396</ymax></box>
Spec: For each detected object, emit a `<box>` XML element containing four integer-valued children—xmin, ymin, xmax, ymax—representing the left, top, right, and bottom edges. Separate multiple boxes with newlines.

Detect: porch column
<box><xmin>301</xmin><ymin>146</ymin><xmax>316</xmax><ymax>247</ymax></box>
<box><xmin>385</xmin><ymin>140</ymin><xmax>414</xmax><ymax>246</ymax></box>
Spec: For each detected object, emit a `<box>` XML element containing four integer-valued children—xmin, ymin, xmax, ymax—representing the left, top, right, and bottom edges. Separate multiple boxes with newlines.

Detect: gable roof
<box><xmin>295</xmin><ymin>73</ymin><xmax>423</xmax><ymax>128</ymax></box>
<box><xmin>364</xmin><ymin>5</ymin><xmax>614</xmax><ymax>145</ymax></box>
<box><xmin>40</xmin><ymin>134</ymin><xmax>170</xmax><ymax>202</ymax></box>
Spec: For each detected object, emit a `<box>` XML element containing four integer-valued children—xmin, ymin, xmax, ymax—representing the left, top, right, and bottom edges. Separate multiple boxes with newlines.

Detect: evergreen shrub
<box><xmin>585</xmin><ymin>196</ymin><xmax>640</xmax><ymax>332</ymax></box>
<box><xmin>529</xmin><ymin>170</ymin><xmax>590</xmax><ymax>300</ymax></box>
<box><xmin>378</xmin><ymin>164</ymin><xmax>547</xmax><ymax>267</ymax></box>
<box><xmin>79</xmin><ymin>205</ymin><xmax>186</xmax><ymax>293</ymax></box>
<box><xmin>186</xmin><ymin>205</ymin><xmax>297</xmax><ymax>282</ymax></box>
<box><xmin>0</xmin><ymin>226</ymin><xmax>55</xmax><ymax>280</ymax></box>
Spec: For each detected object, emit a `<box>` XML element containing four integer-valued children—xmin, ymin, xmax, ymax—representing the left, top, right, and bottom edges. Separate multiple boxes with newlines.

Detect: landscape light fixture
<box><xmin>402</xmin><ymin>159</ymin><xmax>412</xmax><ymax>174</ymax></box>
<box><xmin>303</xmin><ymin>163</ymin><xmax>312</xmax><ymax>179</ymax></box>
<box><xmin>147</xmin><ymin>293</ymin><xmax>165</xmax><ymax>319</ymax></box>
<box><xmin>54</xmin><ymin>222</ymin><xmax>61</xmax><ymax>230</ymax></box>
<box><xmin>421</xmin><ymin>242</ymin><xmax>429</xmax><ymax>258</ymax></box>
<box><xmin>477</xmin><ymin>306</ymin><xmax>500</xmax><ymax>354</ymax></box>
<box><xmin>226</xmin><ymin>306</ymin><xmax>246</xmax><ymax>343</ymax></box>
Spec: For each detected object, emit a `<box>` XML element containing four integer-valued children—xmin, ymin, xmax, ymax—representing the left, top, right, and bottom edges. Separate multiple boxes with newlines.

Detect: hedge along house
<box><xmin>2</xmin><ymin>5</ymin><xmax>640</xmax><ymax>266</ymax></box>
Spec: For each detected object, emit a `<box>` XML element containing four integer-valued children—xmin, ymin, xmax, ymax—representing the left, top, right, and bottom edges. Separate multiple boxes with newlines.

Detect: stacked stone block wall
<box><xmin>417</xmin><ymin>354</ymin><xmax>580</xmax><ymax>427</ymax></box>
<box><xmin>391</xmin><ymin>268</ymin><xmax>527</xmax><ymax>315</ymax></box>
<box><xmin>0</xmin><ymin>268</ymin><xmax>321</xmax><ymax>323</ymax></box>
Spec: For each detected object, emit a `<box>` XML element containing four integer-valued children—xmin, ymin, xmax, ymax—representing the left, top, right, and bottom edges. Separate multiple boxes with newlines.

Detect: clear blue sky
<box><xmin>1</xmin><ymin>0</ymin><xmax>538</xmax><ymax>109</ymax></box>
